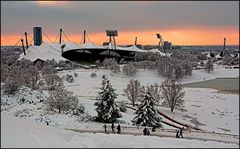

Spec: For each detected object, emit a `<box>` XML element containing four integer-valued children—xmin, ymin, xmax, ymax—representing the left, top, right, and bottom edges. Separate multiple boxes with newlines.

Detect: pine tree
<box><xmin>94</xmin><ymin>78</ymin><xmax>122</xmax><ymax>123</ymax></box>
<box><xmin>132</xmin><ymin>91</ymin><xmax>162</xmax><ymax>128</ymax></box>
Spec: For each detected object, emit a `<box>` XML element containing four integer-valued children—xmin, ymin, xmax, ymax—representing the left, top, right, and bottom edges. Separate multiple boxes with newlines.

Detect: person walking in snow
<box><xmin>152</xmin><ymin>126</ymin><xmax>156</xmax><ymax>132</ymax></box>
<box><xmin>143</xmin><ymin>127</ymin><xmax>148</xmax><ymax>135</ymax></box>
<box><xmin>111</xmin><ymin>122</ymin><xmax>114</xmax><ymax>132</ymax></box>
<box><xmin>176</xmin><ymin>130</ymin><xmax>179</xmax><ymax>138</ymax></box>
<box><xmin>179</xmin><ymin>128</ymin><xmax>184</xmax><ymax>138</ymax></box>
<box><xmin>117</xmin><ymin>124</ymin><xmax>121</xmax><ymax>134</ymax></box>
<box><xmin>104</xmin><ymin>124</ymin><xmax>107</xmax><ymax>132</ymax></box>
<box><xmin>146</xmin><ymin>128</ymin><xmax>150</xmax><ymax>136</ymax></box>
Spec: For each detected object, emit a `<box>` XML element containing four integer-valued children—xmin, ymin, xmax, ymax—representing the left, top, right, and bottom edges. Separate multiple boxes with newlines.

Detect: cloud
<box><xmin>36</xmin><ymin>1</ymin><xmax>69</xmax><ymax>7</ymax></box>
<box><xmin>1</xmin><ymin>1</ymin><xmax>238</xmax><ymax>45</ymax></box>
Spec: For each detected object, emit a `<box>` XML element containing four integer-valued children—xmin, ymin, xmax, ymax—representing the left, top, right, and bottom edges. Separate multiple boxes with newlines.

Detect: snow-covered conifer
<box><xmin>94</xmin><ymin>78</ymin><xmax>122</xmax><ymax>123</ymax></box>
<box><xmin>132</xmin><ymin>91</ymin><xmax>162</xmax><ymax>128</ymax></box>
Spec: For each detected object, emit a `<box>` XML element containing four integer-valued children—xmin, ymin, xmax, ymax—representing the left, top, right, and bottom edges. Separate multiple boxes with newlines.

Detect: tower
<box><xmin>33</xmin><ymin>27</ymin><xmax>42</xmax><ymax>46</ymax></box>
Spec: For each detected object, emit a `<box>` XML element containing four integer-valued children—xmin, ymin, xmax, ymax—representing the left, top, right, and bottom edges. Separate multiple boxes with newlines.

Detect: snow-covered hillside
<box><xmin>56</xmin><ymin>67</ymin><xmax>239</xmax><ymax>134</ymax></box>
<box><xmin>1</xmin><ymin>65</ymin><xmax>239</xmax><ymax>148</ymax></box>
<box><xmin>1</xmin><ymin>113</ymin><xmax>238</xmax><ymax>148</ymax></box>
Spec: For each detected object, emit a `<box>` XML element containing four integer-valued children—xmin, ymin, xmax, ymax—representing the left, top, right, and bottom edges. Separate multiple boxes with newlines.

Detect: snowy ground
<box><xmin>1</xmin><ymin>65</ymin><xmax>239</xmax><ymax>147</ymax></box>
<box><xmin>57</xmin><ymin>66</ymin><xmax>239</xmax><ymax>134</ymax></box>
<box><xmin>1</xmin><ymin>113</ymin><xmax>238</xmax><ymax>148</ymax></box>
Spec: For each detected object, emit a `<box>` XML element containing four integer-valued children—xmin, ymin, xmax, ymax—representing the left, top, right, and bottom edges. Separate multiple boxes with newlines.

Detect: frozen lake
<box><xmin>183</xmin><ymin>78</ymin><xmax>239</xmax><ymax>93</ymax></box>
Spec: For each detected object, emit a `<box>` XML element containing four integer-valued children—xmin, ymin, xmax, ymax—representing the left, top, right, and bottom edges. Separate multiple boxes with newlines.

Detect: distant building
<box><xmin>33</xmin><ymin>27</ymin><xmax>42</xmax><ymax>46</ymax></box>
<box><xmin>163</xmin><ymin>41</ymin><xmax>172</xmax><ymax>51</ymax></box>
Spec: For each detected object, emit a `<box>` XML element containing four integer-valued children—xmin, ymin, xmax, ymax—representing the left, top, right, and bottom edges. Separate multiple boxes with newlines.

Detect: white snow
<box><xmin>1</xmin><ymin>62</ymin><xmax>239</xmax><ymax>147</ymax></box>
<box><xmin>1</xmin><ymin>113</ymin><xmax>238</xmax><ymax>148</ymax></box>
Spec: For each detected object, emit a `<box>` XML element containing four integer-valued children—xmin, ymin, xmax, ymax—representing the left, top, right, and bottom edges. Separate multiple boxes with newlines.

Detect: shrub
<box><xmin>119</xmin><ymin>100</ymin><xmax>127</xmax><ymax>112</ymax></box>
<box><xmin>45</xmin><ymin>86</ymin><xmax>79</xmax><ymax>113</ymax></box>
<box><xmin>66</xmin><ymin>74</ymin><xmax>74</xmax><ymax>83</ymax></box>
<box><xmin>74</xmin><ymin>73</ymin><xmax>78</xmax><ymax>77</ymax></box>
<box><xmin>73</xmin><ymin>104</ymin><xmax>85</xmax><ymax>116</ymax></box>
<box><xmin>122</xmin><ymin>62</ymin><xmax>137</xmax><ymax>76</ymax></box>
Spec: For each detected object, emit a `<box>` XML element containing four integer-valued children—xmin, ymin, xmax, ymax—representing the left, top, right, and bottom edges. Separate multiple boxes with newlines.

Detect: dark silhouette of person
<box><xmin>152</xmin><ymin>126</ymin><xmax>156</xmax><ymax>132</ymax></box>
<box><xmin>146</xmin><ymin>128</ymin><xmax>150</xmax><ymax>136</ymax></box>
<box><xmin>179</xmin><ymin>128</ymin><xmax>184</xmax><ymax>138</ymax></box>
<box><xmin>143</xmin><ymin>127</ymin><xmax>148</xmax><ymax>135</ymax></box>
<box><xmin>111</xmin><ymin>122</ymin><xmax>114</xmax><ymax>132</ymax></box>
<box><xmin>104</xmin><ymin>124</ymin><xmax>107</xmax><ymax>132</ymax></box>
<box><xmin>117</xmin><ymin>124</ymin><xmax>121</xmax><ymax>134</ymax></box>
<box><xmin>176</xmin><ymin>130</ymin><xmax>179</xmax><ymax>138</ymax></box>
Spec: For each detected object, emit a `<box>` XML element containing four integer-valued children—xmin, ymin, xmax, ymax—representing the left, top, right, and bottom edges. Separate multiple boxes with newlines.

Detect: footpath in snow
<box><xmin>1</xmin><ymin>113</ymin><xmax>239</xmax><ymax>148</ymax></box>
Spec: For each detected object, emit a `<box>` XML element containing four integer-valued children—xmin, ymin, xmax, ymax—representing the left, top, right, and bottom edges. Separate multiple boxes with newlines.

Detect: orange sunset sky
<box><xmin>1</xmin><ymin>1</ymin><xmax>239</xmax><ymax>46</ymax></box>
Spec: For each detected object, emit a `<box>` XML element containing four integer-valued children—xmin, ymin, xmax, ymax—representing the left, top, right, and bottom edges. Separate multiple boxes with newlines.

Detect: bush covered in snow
<box><xmin>66</xmin><ymin>74</ymin><xmax>74</xmax><ymax>83</ymax></box>
<box><xmin>45</xmin><ymin>85</ymin><xmax>78</xmax><ymax>113</ymax></box>
<box><xmin>74</xmin><ymin>72</ymin><xmax>78</xmax><ymax>77</ymax></box>
<box><xmin>3</xmin><ymin>79</ymin><xmax>21</xmax><ymax>95</ymax></box>
<box><xmin>122</xmin><ymin>62</ymin><xmax>137</xmax><ymax>76</ymax></box>
<box><xmin>156</xmin><ymin>58</ymin><xmax>192</xmax><ymax>80</ymax></box>
<box><xmin>204</xmin><ymin>59</ymin><xmax>214</xmax><ymax>73</ymax></box>
<box><xmin>1</xmin><ymin>47</ymin><xmax>21</xmax><ymax>66</ymax></box>
<box><xmin>2</xmin><ymin>59</ymin><xmax>40</xmax><ymax>94</ymax></box>
<box><xmin>95</xmin><ymin>60</ymin><xmax>101</xmax><ymax>68</ymax></box>
<box><xmin>102</xmin><ymin>58</ymin><xmax>120</xmax><ymax>73</ymax></box>
<box><xmin>119</xmin><ymin>100</ymin><xmax>127</xmax><ymax>112</ymax></box>
<box><xmin>72</xmin><ymin>104</ymin><xmax>85</xmax><ymax>116</ymax></box>
<box><xmin>41</xmin><ymin>64</ymin><xmax>63</xmax><ymax>91</ymax></box>
<box><xmin>134</xmin><ymin>52</ymin><xmax>161</xmax><ymax>62</ymax></box>
<box><xmin>90</xmin><ymin>72</ymin><xmax>97</xmax><ymax>78</ymax></box>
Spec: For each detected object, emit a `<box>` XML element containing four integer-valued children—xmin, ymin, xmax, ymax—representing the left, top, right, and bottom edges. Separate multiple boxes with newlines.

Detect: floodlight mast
<box><xmin>106</xmin><ymin>30</ymin><xmax>118</xmax><ymax>49</ymax></box>
<box><xmin>59</xmin><ymin>28</ymin><xmax>63</xmax><ymax>44</ymax></box>
<box><xmin>156</xmin><ymin>33</ymin><xmax>167</xmax><ymax>57</ymax></box>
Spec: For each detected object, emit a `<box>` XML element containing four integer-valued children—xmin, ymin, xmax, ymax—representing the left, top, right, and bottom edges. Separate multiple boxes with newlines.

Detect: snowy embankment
<box><xmin>1</xmin><ymin>113</ymin><xmax>238</xmax><ymax>148</ymax></box>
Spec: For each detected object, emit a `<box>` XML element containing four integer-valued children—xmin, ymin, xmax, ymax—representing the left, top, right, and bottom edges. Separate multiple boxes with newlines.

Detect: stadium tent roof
<box><xmin>19</xmin><ymin>41</ymin><xmax>173</xmax><ymax>62</ymax></box>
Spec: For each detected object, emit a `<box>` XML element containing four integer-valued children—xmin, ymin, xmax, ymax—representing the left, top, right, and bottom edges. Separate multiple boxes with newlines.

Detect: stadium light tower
<box><xmin>106</xmin><ymin>30</ymin><xmax>118</xmax><ymax>49</ymax></box>
<box><xmin>156</xmin><ymin>33</ymin><xmax>166</xmax><ymax>57</ymax></box>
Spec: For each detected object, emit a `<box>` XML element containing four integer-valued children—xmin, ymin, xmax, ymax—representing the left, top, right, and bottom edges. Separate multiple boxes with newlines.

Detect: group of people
<box><xmin>103</xmin><ymin>124</ymin><xmax>184</xmax><ymax>138</ymax></box>
<box><xmin>104</xmin><ymin>122</ymin><xmax>121</xmax><ymax>134</ymax></box>
<box><xmin>143</xmin><ymin>127</ymin><xmax>151</xmax><ymax>136</ymax></box>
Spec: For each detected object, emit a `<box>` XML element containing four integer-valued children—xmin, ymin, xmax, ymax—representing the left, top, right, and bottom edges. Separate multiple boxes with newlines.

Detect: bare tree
<box><xmin>160</xmin><ymin>79</ymin><xmax>185</xmax><ymax>112</ymax></box>
<box><xmin>122</xmin><ymin>62</ymin><xmax>137</xmax><ymax>76</ymax></box>
<box><xmin>45</xmin><ymin>85</ymin><xmax>78</xmax><ymax>113</ymax></box>
<box><xmin>123</xmin><ymin>79</ymin><xmax>144</xmax><ymax>107</ymax></box>
<box><xmin>146</xmin><ymin>83</ymin><xmax>161</xmax><ymax>103</ymax></box>
<box><xmin>204</xmin><ymin>59</ymin><xmax>214</xmax><ymax>73</ymax></box>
